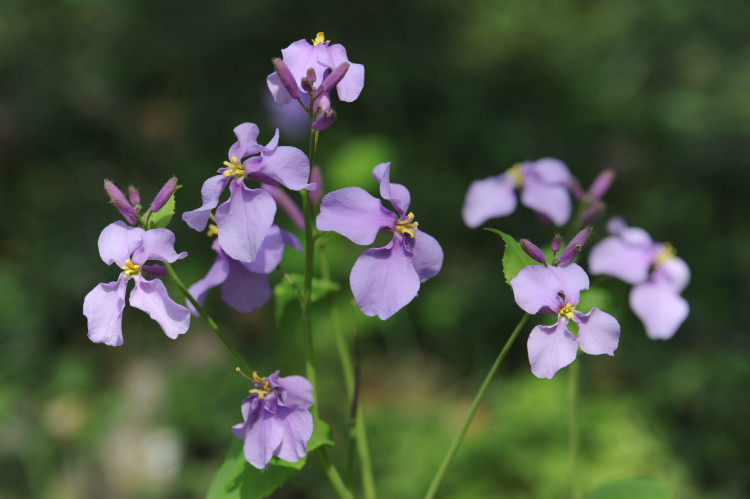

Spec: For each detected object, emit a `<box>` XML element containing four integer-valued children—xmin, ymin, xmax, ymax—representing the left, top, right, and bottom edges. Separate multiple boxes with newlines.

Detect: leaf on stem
<box><xmin>484</xmin><ymin>228</ymin><xmax>543</xmax><ymax>285</ymax></box>
<box><xmin>273</xmin><ymin>273</ymin><xmax>340</xmax><ymax>324</ymax></box>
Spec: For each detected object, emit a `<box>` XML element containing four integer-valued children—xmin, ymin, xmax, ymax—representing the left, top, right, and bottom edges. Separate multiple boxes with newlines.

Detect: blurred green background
<box><xmin>1</xmin><ymin>0</ymin><xmax>748</xmax><ymax>497</ymax></box>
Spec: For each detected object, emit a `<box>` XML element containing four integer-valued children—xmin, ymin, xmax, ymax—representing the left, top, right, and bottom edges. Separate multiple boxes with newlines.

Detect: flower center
<box><xmin>312</xmin><ymin>32</ymin><xmax>328</xmax><ymax>46</ymax></box>
<box><xmin>654</xmin><ymin>242</ymin><xmax>676</xmax><ymax>267</ymax></box>
<box><xmin>236</xmin><ymin>367</ymin><xmax>274</xmax><ymax>400</ymax></box>
<box><xmin>222</xmin><ymin>156</ymin><xmax>246</xmax><ymax>179</ymax></box>
<box><xmin>506</xmin><ymin>163</ymin><xmax>523</xmax><ymax>188</ymax></box>
<box><xmin>120</xmin><ymin>259</ymin><xmax>140</xmax><ymax>277</ymax></box>
<box><xmin>395</xmin><ymin>212</ymin><xmax>419</xmax><ymax>238</ymax></box>
<box><xmin>559</xmin><ymin>302</ymin><xmax>576</xmax><ymax>320</ymax></box>
<box><xmin>207</xmin><ymin>223</ymin><xmax>219</xmax><ymax>238</ymax></box>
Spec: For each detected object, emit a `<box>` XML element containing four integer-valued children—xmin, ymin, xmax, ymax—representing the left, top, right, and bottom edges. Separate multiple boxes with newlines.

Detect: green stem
<box><xmin>569</xmin><ymin>358</ymin><xmax>581</xmax><ymax>499</ymax></box>
<box><xmin>356</xmin><ymin>405</ymin><xmax>376</xmax><ymax>499</ymax></box>
<box><xmin>164</xmin><ymin>262</ymin><xmax>252</xmax><ymax>374</ymax></box>
<box><xmin>424</xmin><ymin>313</ymin><xmax>530</xmax><ymax>499</ymax></box>
<box><xmin>316</xmin><ymin>448</ymin><xmax>355</xmax><ymax>499</ymax></box>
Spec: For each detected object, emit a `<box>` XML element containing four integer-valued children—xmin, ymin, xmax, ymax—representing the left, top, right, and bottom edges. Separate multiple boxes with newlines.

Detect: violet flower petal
<box><xmin>133</xmin><ymin>228</ymin><xmax>187</xmax><ymax>264</ymax></box>
<box><xmin>129</xmin><ymin>278</ymin><xmax>190</xmax><ymax>340</ymax></box>
<box><xmin>98</xmin><ymin>221</ymin><xmax>145</xmax><ymax>266</ymax></box>
<box><xmin>527</xmin><ymin>321</ymin><xmax>579</xmax><ymax>379</ymax></box>
<box><xmin>183</xmin><ymin>175</ymin><xmax>230</xmax><ymax>231</ymax></box>
<box><xmin>242</xmin><ymin>406</ymin><xmax>284</xmax><ymax>470</ymax></box>
<box><xmin>511</xmin><ymin>265</ymin><xmax>564</xmax><ymax>315</ymax></box>
<box><xmin>316</xmin><ymin>187</ymin><xmax>398</xmax><ymax>245</ymax></box>
<box><xmin>520</xmin><ymin>173</ymin><xmax>571</xmax><ymax>226</ymax></box>
<box><xmin>186</xmin><ymin>245</ymin><xmax>230</xmax><ymax>315</ymax></box>
<box><xmin>83</xmin><ymin>277</ymin><xmax>128</xmax><ymax>346</ymax></box>
<box><xmin>350</xmin><ymin>239</ymin><xmax>421</xmax><ymax>320</ymax></box>
<box><xmin>573</xmin><ymin>308</ymin><xmax>620</xmax><ymax>356</ymax></box>
<box><xmin>273</xmin><ymin>406</ymin><xmax>313</xmax><ymax>463</ymax></box>
<box><xmin>269</xmin><ymin>373</ymin><xmax>314</xmax><ymax>409</ymax></box>
<box><xmin>547</xmin><ymin>263</ymin><xmax>590</xmax><ymax>306</ymax></box>
<box><xmin>372</xmin><ymin>162</ymin><xmax>411</xmax><ymax>215</ymax></box>
<box><xmin>220</xmin><ymin>259</ymin><xmax>272</xmax><ymax>314</ymax></box>
<box><xmin>228</xmin><ymin>123</ymin><xmax>264</xmax><ymax>159</ymax></box>
<box><xmin>244</xmin><ymin>226</ymin><xmax>300</xmax><ymax>274</ymax></box>
<box><xmin>253</xmin><ymin>146</ymin><xmax>312</xmax><ymax>191</ymax></box>
<box><xmin>461</xmin><ymin>174</ymin><xmax>517</xmax><ymax>229</ymax></box>
<box><xmin>262</xmin><ymin>184</ymin><xmax>305</xmax><ymax>230</ymax></box>
<box><xmin>527</xmin><ymin>158</ymin><xmax>573</xmax><ymax>185</ymax></box>
<box><xmin>588</xmin><ymin>235</ymin><xmax>654</xmax><ymax>285</ymax></box>
<box><xmin>629</xmin><ymin>281</ymin><xmax>689</xmax><ymax>340</ymax></box>
<box><xmin>327</xmin><ymin>43</ymin><xmax>365</xmax><ymax>102</ymax></box>
<box><xmin>656</xmin><ymin>255</ymin><xmax>691</xmax><ymax>293</ymax></box>
<box><xmin>411</xmin><ymin>229</ymin><xmax>444</xmax><ymax>283</ymax></box>
<box><xmin>216</xmin><ymin>181</ymin><xmax>277</xmax><ymax>262</ymax></box>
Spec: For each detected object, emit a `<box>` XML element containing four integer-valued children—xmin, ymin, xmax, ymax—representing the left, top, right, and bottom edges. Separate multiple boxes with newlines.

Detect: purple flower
<box><xmin>462</xmin><ymin>158</ymin><xmax>574</xmax><ymax>228</ymax></box>
<box><xmin>182</xmin><ymin>123</ymin><xmax>311</xmax><ymax>263</ymax></box>
<box><xmin>316</xmin><ymin>163</ymin><xmax>444</xmax><ymax>320</ymax></box>
<box><xmin>511</xmin><ymin>263</ymin><xmax>621</xmax><ymax>379</ymax></box>
<box><xmin>188</xmin><ymin>225</ymin><xmax>301</xmax><ymax>314</ymax></box>
<box><xmin>588</xmin><ymin>217</ymin><xmax>690</xmax><ymax>339</ymax></box>
<box><xmin>83</xmin><ymin>221</ymin><xmax>190</xmax><ymax>346</ymax></box>
<box><xmin>232</xmin><ymin>370</ymin><xmax>314</xmax><ymax>470</ymax></box>
<box><xmin>267</xmin><ymin>32</ymin><xmax>365</xmax><ymax>106</ymax></box>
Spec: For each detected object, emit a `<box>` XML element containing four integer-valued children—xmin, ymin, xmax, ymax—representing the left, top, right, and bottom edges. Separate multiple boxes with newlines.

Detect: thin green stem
<box><xmin>424</xmin><ymin>313</ymin><xmax>530</xmax><ymax>499</ymax></box>
<box><xmin>164</xmin><ymin>262</ymin><xmax>252</xmax><ymax>374</ymax></box>
<box><xmin>276</xmin><ymin>264</ymin><xmax>303</xmax><ymax>305</ymax></box>
<box><xmin>569</xmin><ymin>358</ymin><xmax>581</xmax><ymax>499</ymax></box>
<box><xmin>316</xmin><ymin>448</ymin><xmax>355</xmax><ymax>499</ymax></box>
<box><xmin>356</xmin><ymin>405</ymin><xmax>376</xmax><ymax>499</ymax></box>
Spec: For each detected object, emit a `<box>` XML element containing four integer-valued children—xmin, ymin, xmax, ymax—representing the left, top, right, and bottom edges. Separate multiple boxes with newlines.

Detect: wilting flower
<box><xmin>232</xmin><ymin>370</ymin><xmax>313</xmax><ymax>470</ymax></box>
<box><xmin>462</xmin><ymin>158</ymin><xmax>574</xmax><ymax>228</ymax></box>
<box><xmin>589</xmin><ymin>217</ymin><xmax>689</xmax><ymax>339</ymax></box>
<box><xmin>511</xmin><ymin>263</ymin><xmax>621</xmax><ymax>379</ymax></box>
<box><xmin>182</xmin><ymin>123</ymin><xmax>311</xmax><ymax>263</ymax></box>
<box><xmin>316</xmin><ymin>163</ymin><xmax>443</xmax><ymax>320</ymax></box>
<box><xmin>267</xmin><ymin>32</ymin><xmax>365</xmax><ymax>106</ymax></box>
<box><xmin>83</xmin><ymin>221</ymin><xmax>190</xmax><ymax>346</ymax></box>
<box><xmin>188</xmin><ymin>225</ymin><xmax>301</xmax><ymax>314</ymax></box>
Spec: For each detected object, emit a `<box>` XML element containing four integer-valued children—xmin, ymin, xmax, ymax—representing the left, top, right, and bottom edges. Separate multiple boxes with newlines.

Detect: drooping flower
<box><xmin>267</xmin><ymin>32</ymin><xmax>365</xmax><ymax>106</ymax></box>
<box><xmin>182</xmin><ymin>123</ymin><xmax>311</xmax><ymax>263</ymax></box>
<box><xmin>316</xmin><ymin>163</ymin><xmax>444</xmax><ymax>320</ymax></box>
<box><xmin>232</xmin><ymin>370</ymin><xmax>314</xmax><ymax>470</ymax></box>
<box><xmin>83</xmin><ymin>221</ymin><xmax>190</xmax><ymax>346</ymax></box>
<box><xmin>588</xmin><ymin>217</ymin><xmax>689</xmax><ymax>339</ymax></box>
<box><xmin>462</xmin><ymin>158</ymin><xmax>574</xmax><ymax>228</ymax></box>
<box><xmin>511</xmin><ymin>263</ymin><xmax>621</xmax><ymax>379</ymax></box>
<box><xmin>187</xmin><ymin>225</ymin><xmax>301</xmax><ymax>314</ymax></box>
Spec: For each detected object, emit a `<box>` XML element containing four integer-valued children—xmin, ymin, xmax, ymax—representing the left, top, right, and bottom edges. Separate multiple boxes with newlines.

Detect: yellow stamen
<box><xmin>395</xmin><ymin>212</ymin><xmax>419</xmax><ymax>238</ymax></box>
<box><xmin>312</xmin><ymin>32</ymin><xmax>328</xmax><ymax>46</ymax></box>
<box><xmin>207</xmin><ymin>224</ymin><xmax>219</xmax><ymax>238</ymax></box>
<box><xmin>120</xmin><ymin>259</ymin><xmax>140</xmax><ymax>277</ymax></box>
<box><xmin>654</xmin><ymin>242</ymin><xmax>676</xmax><ymax>267</ymax></box>
<box><xmin>222</xmin><ymin>156</ymin><xmax>245</xmax><ymax>178</ymax></box>
<box><xmin>236</xmin><ymin>367</ymin><xmax>273</xmax><ymax>400</ymax></box>
<box><xmin>507</xmin><ymin>163</ymin><xmax>523</xmax><ymax>187</ymax></box>
<box><xmin>559</xmin><ymin>302</ymin><xmax>576</xmax><ymax>320</ymax></box>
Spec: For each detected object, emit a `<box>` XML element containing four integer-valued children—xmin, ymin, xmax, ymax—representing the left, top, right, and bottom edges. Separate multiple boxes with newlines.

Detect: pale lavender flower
<box><xmin>512</xmin><ymin>263</ymin><xmax>620</xmax><ymax>379</ymax></box>
<box><xmin>83</xmin><ymin>221</ymin><xmax>190</xmax><ymax>346</ymax></box>
<box><xmin>589</xmin><ymin>217</ymin><xmax>689</xmax><ymax>339</ymax></box>
<box><xmin>188</xmin><ymin>225</ymin><xmax>301</xmax><ymax>314</ymax></box>
<box><xmin>316</xmin><ymin>163</ymin><xmax>444</xmax><ymax>320</ymax></box>
<box><xmin>232</xmin><ymin>370</ymin><xmax>313</xmax><ymax>470</ymax></box>
<box><xmin>182</xmin><ymin>123</ymin><xmax>311</xmax><ymax>263</ymax></box>
<box><xmin>462</xmin><ymin>158</ymin><xmax>574</xmax><ymax>228</ymax></box>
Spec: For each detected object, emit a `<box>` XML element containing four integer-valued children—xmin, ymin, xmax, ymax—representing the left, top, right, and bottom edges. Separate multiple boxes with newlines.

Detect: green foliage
<box><xmin>148</xmin><ymin>190</ymin><xmax>178</xmax><ymax>229</ymax></box>
<box><xmin>273</xmin><ymin>274</ymin><xmax>340</xmax><ymax>324</ymax></box>
<box><xmin>485</xmin><ymin>228</ymin><xmax>542</xmax><ymax>284</ymax></box>
<box><xmin>587</xmin><ymin>478</ymin><xmax>673</xmax><ymax>499</ymax></box>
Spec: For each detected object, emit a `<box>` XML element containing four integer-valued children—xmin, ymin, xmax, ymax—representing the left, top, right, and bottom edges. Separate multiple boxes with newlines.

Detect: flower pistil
<box><xmin>222</xmin><ymin>156</ymin><xmax>246</xmax><ymax>179</ymax></box>
<box><xmin>654</xmin><ymin>242</ymin><xmax>676</xmax><ymax>267</ymax></box>
<box><xmin>236</xmin><ymin>367</ymin><xmax>274</xmax><ymax>400</ymax></box>
<box><xmin>120</xmin><ymin>259</ymin><xmax>141</xmax><ymax>277</ymax></box>
<box><xmin>312</xmin><ymin>32</ymin><xmax>328</xmax><ymax>46</ymax></box>
<box><xmin>395</xmin><ymin>212</ymin><xmax>419</xmax><ymax>238</ymax></box>
<box><xmin>559</xmin><ymin>302</ymin><xmax>576</xmax><ymax>320</ymax></box>
<box><xmin>507</xmin><ymin>163</ymin><xmax>523</xmax><ymax>187</ymax></box>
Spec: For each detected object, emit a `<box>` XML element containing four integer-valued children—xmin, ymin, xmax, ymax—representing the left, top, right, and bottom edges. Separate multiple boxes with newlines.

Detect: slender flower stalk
<box><xmin>569</xmin><ymin>358</ymin><xmax>581</xmax><ymax>499</ymax></box>
<box><xmin>424</xmin><ymin>313</ymin><xmax>530</xmax><ymax>499</ymax></box>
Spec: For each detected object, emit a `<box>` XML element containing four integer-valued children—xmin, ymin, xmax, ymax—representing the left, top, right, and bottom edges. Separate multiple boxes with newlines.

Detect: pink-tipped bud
<box><xmin>104</xmin><ymin>179</ymin><xmax>138</xmax><ymax>225</ymax></box>
<box><xmin>272</xmin><ymin>58</ymin><xmax>300</xmax><ymax>100</ymax></box>
<box><xmin>570</xmin><ymin>178</ymin><xmax>584</xmax><ymax>200</ymax></box>
<box><xmin>520</xmin><ymin>239</ymin><xmax>547</xmax><ymax>264</ymax></box>
<box><xmin>309</xmin><ymin>166</ymin><xmax>324</xmax><ymax>206</ymax></box>
<box><xmin>319</xmin><ymin>62</ymin><xmax>350</xmax><ymax>94</ymax></box>
<box><xmin>586</xmin><ymin>169</ymin><xmax>615</xmax><ymax>204</ymax></box>
<box><xmin>551</xmin><ymin>234</ymin><xmax>562</xmax><ymax>253</ymax></box>
<box><xmin>301</xmin><ymin>68</ymin><xmax>316</xmax><ymax>93</ymax></box>
<box><xmin>151</xmin><ymin>176</ymin><xmax>177</xmax><ymax>213</ymax></box>
<box><xmin>128</xmin><ymin>186</ymin><xmax>140</xmax><ymax>206</ymax></box>
<box><xmin>262</xmin><ymin>184</ymin><xmax>304</xmax><ymax>230</ymax></box>
<box><xmin>141</xmin><ymin>264</ymin><xmax>168</xmax><ymax>279</ymax></box>
<box><xmin>554</xmin><ymin>226</ymin><xmax>592</xmax><ymax>266</ymax></box>
<box><xmin>578</xmin><ymin>202</ymin><xmax>605</xmax><ymax>225</ymax></box>
<box><xmin>312</xmin><ymin>108</ymin><xmax>337</xmax><ymax>131</ymax></box>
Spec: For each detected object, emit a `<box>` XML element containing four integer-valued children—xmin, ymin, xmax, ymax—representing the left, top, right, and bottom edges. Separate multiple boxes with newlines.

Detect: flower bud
<box><xmin>151</xmin><ymin>176</ymin><xmax>177</xmax><ymax>213</ymax></box>
<box><xmin>309</xmin><ymin>166</ymin><xmax>324</xmax><ymax>206</ymax></box>
<box><xmin>272</xmin><ymin>58</ymin><xmax>300</xmax><ymax>100</ymax></box>
<box><xmin>104</xmin><ymin>179</ymin><xmax>138</xmax><ymax>226</ymax></box>
<box><xmin>554</xmin><ymin>226</ymin><xmax>592</xmax><ymax>266</ymax></box>
<box><xmin>128</xmin><ymin>186</ymin><xmax>140</xmax><ymax>206</ymax></box>
<box><xmin>312</xmin><ymin>108</ymin><xmax>337</xmax><ymax>131</ymax></box>
<box><xmin>520</xmin><ymin>239</ymin><xmax>547</xmax><ymax>265</ymax></box>
<box><xmin>551</xmin><ymin>234</ymin><xmax>562</xmax><ymax>253</ymax></box>
<box><xmin>301</xmin><ymin>68</ymin><xmax>316</xmax><ymax>93</ymax></box>
<box><xmin>141</xmin><ymin>264</ymin><xmax>168</xmax><ymax>279</ymax></box>
<box><xmin>578</xmin><ymin>202</ymin><xmax>604</xmax><ymax>225</ymax></box>
<box><xmin>319</xmin><ymin>62</ymin><xmax>350</xmax><ymax>94</ymax></box>
<box><xmin>586</xmin><ymin>169</ymin><xmax>614</xmax><ymax>204</ymax></box>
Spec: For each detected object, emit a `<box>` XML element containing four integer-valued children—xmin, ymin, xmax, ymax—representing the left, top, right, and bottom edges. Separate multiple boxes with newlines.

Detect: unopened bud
<box><xmin>312</xmin><ymin>108</ymin><xmax>337</xmax><ymax>131</ymax></box>
<box><xmin>309</xmin><ymin>166</ymin><xmax>324</xmax><ymax>206</ymax></box>
<box><xmin>578</xmin><ymin>202</ymin><xmax>604</xmax><ymax>225</ymax></box>
<box><xmin>570</xmin><ymin>179</ymin><xmax>584</xmax><ymax>200</ymax></box>
<box><xmin>319</xmin><ymin>62</ymin><xmax>350</xmax><ymax>94</ymax></box>
<box><xmin>128</xmin><ymin>186</ymin><xmax>140</xmax><ymax>206</ymax></box>
<box><xmin>586</xmin><ymin>169</ymin><xmax>614</xmax><ymax>204</ymax></box>
<box><xmin>104</xmin><ymin>179</ymin><xmax>138</xmax><ymax>225</ymax></box>
<box><xmin>520</xmin><ymin>239</ymin><xmax>547</xmax><ymax>265</ymax></box>
<box><xmin>551</xmin><ymin>234</ymin><xmax>562</xmax><ymax>253</ymax></box>
<box><xmin>272</xmin><ymin>58</ymin><xmax>300</xmax><ymax>100</ymax></box>
<box><xmin>301</xmin><ymin>68</ymin><xmax>316</xmax><ymax>93</ymax></box>
<box><xmin>151</xmin><ymin>176</ymin><xmax>177</xmax><ymax>213</ymax></box>
<box><xmin>141</xmin><ymin>264</ymin><xmax>168</xmax><ymax>279</ymax></box>
<box><xmin>554</xmin><ymin>226</ymin><xmax>592</xmax><ymax>266</ymax></box>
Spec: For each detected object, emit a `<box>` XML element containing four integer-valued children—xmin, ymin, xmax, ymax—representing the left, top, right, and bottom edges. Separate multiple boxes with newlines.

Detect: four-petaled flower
<box><xmin>588</xmin><ymin>217</ymin><xmax>690</xmax><ymax>339</ymax></box>
<box><xmin>462</xmin><ymin>158</ymin><xmax>574</xmax><ymax>228</ymax></box>
<box><xmin>232</xmin><ymin>370</ymin><xmax>314</xmax><ymax>470</ymax></box>
<box><xmin>182</xmin><ymin>123</ymin><xmax>311</xmax><ymax>263</ymax></box>
<box><xmin>188</xmin><ymin>225</ymin><xmax>301</xmax><ymax>314</ymax></box>
<box><xmin>83</xmin><ymin>221</ymin><xmax>190</xmax><ymax>346</ymax></box>
<box><xmin>316</xmin><ymin>163</ymin><xmax>444</xmax><ymax>320</ymax></box>
<box><xmin>511</xmin><ymin>263</ymin><xmax>621</xmax><ymax>379</ymax></box>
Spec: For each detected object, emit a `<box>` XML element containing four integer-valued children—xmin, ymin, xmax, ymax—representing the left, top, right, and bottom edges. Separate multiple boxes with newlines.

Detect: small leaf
<box><xmin>149</xmin><ymin>188</ymin><xmax>179</xmax><ymax>229</ymax></box>
<box><xmin>587</xmin><ymin>478</ymin><xmax>673</xmax><ymax>499</ymax></box>
<box><xmin>273</xmin><ymin>274</ymin><xmax>340</xmax><ymax>324</ymax></box>
<box><xmin>484</xmin><ymin>228</ymin><xmax>542</xmax><ymax>285</ymax></box>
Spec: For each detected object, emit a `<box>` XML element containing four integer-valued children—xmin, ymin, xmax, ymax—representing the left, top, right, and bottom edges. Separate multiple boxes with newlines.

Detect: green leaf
<box><xmin>273</xmin><ymin>273</ymin><xmax>340</xmax><ymax>324</ymax></box>
<box><xmin>205</xmin><ymin>416</ymin><xmax>334</xmax><ymax>499</ymax></box>
<box><xmin>484</xmin><ymin>228</ymin><xmax>542</xmax><ymax>285</ymax></box>
<box><xmin>587</xmin><ymin>478</ymin><xmax>673</xmax><ymax>499</ymax></box>
<box><xmin>149</xmin><ymin>188</ymin><xmax>178</xmax><ymax>229</ymax></box>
